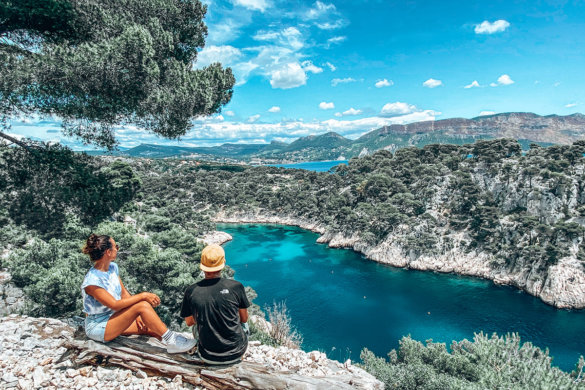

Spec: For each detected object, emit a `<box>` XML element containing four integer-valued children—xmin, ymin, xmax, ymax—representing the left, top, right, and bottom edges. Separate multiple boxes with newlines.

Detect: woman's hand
<box><xmin>136</xmin><ymin>315</ymin><xmax>146</xmax><ymax>331</ymax></box>
<box><xmin>140</xmin><ymin>292</ymin><xmax>161</xmax><ymax>307</ymax></box>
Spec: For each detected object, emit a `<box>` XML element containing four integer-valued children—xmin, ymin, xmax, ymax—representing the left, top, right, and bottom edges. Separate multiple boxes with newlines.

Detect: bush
<box><xmin>360</xmin><ymin>333</ymin><xmax>584</xmax><ymax>390</ymax></box>
<box><xmin>264</xmin><ymin>301</ymin><xmax>303</xmax><ymax>349</ymax></box>
<box><xmin>8</xmin><ymin>238</ymin><xmax>88</xmax><ymax>317</ymax></box>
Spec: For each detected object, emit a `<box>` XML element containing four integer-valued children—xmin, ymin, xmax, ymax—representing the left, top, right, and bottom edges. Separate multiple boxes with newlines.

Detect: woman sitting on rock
<box><xmin>81</xmin><ymin>233</ymin><xmax>195</xmax><ymax>353</ymax></box>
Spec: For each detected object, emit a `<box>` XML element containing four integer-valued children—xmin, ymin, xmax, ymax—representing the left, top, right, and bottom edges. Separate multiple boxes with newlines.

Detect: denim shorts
<box><xmin>85</xmin><ymin>312</ymin><xmax>113</xmax><ymax>342</ymax></box>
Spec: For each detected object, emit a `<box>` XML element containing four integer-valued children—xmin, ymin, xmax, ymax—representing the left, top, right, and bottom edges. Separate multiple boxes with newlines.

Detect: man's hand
<box><xmin>185</xmin><ymin>315</ymin><xmax>196</xmax><ymax>326</ymax></box>
<box><xmin>140</xmin><ymin>292</ymin><xmax>161</xmax><ymax>307</ymax></box>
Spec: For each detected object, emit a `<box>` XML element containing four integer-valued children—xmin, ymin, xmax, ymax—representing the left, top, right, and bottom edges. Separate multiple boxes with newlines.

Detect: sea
<box><xmin>265</xmin><ymin>160</ymin><xmax>348</xmax><ymax>172</ymax></box>
<box><xmin>219</xmin><ymin>223</ymin><xmax>585</xmax><ymax>372</ymax></box>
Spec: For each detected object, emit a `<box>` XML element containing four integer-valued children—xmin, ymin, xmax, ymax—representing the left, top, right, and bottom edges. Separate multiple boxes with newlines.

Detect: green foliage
<box><xmin>125</xmin><ymin>139</ymin><xmax>585</xmax><ymax>270</ymax></box>
<box><xmin>248</xmin><ymin>320</ymin><xmax>280</xmax><ymax>348</ymax></box>
<box><xmin>360</xmin><ymin>334</ymin><xmax>584</xmax><ymax>389</ymax></box>
<box><xmin>0</xmin><ymin>0</ymin><xmax>83</xmax><ymax>44</ymax></box>
<box><xmin>8</xmin><ymin>237</ymin><xmax>88</xmax><ymax>316</ymax></box>
<box><xmin>0</xmin><ymin>144</ymin><xmax>140</xmax><ymax>236</ymax></box>
<box><xmin>1</xmin><ymin>0</ymin><xmax>234</xmax><ymax>148</ymax></box>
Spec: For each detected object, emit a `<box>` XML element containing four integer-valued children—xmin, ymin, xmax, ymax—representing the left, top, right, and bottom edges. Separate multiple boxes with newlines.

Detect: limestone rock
<box><xmin>1</xmin><ymin>315</ymin><xmax>383</xmax><ymax>390</ymax></box>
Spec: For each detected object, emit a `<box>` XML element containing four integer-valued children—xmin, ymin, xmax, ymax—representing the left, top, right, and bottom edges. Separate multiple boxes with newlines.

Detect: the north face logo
<box><xmin>220</xmin><ymin>289</ymin><xmax>229</xmax><ymax>294</ymax></box>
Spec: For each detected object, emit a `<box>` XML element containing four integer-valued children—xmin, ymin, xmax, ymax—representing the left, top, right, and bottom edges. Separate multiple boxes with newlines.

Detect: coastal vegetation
<box><xmin>360</xmin><ymin>333</ymin><xmax>585</xmax><ymax>389</ymax></box>
<box><xmin>1</xmin><ymin>138</ymin><xmax>585</xmax><ymax>386</ymax></box>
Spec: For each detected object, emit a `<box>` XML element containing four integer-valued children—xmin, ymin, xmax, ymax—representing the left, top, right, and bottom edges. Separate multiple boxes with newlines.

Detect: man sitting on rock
<box><xmin>180</xmin><ymin>244</ymin><xmax>250</xmax><ymax>364</ymax></box>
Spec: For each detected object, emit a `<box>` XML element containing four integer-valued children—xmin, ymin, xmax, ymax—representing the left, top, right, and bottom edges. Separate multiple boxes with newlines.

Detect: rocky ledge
<box><xmin>212</xmin><ymin>211</ymin><xmax>585</xmax><ymax>310</ymax></box>
<box><xmin>0</xmin><ymin>315</ymin><xmax>382</xmax><ymax>390</ymax></box>
<box><xmin>197</xmin><ymin>231</ymin><xmax>233</xmax><ymax>246</ymax></box>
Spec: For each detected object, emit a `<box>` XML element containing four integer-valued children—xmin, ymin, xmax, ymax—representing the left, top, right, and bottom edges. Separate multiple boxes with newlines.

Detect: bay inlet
<box><xmin>219</xmin><ymin>223</ymin><xmax>585</xmax><ymax>372</ymax></box>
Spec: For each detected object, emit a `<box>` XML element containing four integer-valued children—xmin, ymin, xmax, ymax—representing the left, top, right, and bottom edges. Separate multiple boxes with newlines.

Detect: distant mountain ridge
<box><xmin>90</xmin><ymin>112</ymin><xmax>585</xmax><ymax>161</ymax></box>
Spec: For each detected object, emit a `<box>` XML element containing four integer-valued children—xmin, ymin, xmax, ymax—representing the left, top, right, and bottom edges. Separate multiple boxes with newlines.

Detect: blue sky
<box><xmin>8</xmin><ymin>0</ymin><xmax>585</xmax><ymax>149</ymax></box>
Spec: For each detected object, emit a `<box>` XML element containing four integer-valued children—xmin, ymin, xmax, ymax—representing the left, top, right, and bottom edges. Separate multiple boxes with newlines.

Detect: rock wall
<box><xmin>0</xmin><ymin>269</ymin><xmax>26</xmax><ymax>316</ymax></box>
<box><xmin>0</xmin><ymin>315</ymin><xmax>382</xmax><ymax>390</ymax></box>
<box><xmin>212</xmin><ymin>211</ymin><xmax>585</xmax><ymax>309</ymax></box>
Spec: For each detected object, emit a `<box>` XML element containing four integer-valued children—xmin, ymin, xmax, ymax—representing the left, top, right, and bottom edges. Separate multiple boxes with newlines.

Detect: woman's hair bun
<box><xmin>82</xmin><ymin>233</ymin><xmax>111</xmax><ymax>260</ymax></box>
<box><xmin>82</xmin><ymin>234</ymin><xmax>98</xmax><ymax>254</ymax></box>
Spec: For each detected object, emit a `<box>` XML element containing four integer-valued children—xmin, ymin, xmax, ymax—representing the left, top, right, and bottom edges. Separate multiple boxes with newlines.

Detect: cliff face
<box><xmin>316</xmin><ymin>230</ymin><xmax>585</xmax><ymax>309</ymax></box>
<box><xmin>212</xmin><ymin>157</ymin><xmax>585</xmax><ymax>310</ymax></box>
<box><xmin>359</xmin><ymin>112</ymin><xmax>585</xmax><ymax>145</ymax></box>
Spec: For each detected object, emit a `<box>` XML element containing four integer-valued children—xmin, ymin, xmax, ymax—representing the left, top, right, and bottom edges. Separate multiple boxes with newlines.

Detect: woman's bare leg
<box><xmin>121</xmin><ymin>318</ymin><xmax>161</xmax><ymax>339</ymax></box>
<box><xmin>104</xmin><ymin>301</ymin><xmax>168</xmax><ymax>341</ymax></box>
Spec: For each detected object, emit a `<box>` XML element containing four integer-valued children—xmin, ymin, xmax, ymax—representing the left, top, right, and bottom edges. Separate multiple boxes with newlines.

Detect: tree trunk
<box><xmin>61</xmin><ymin>331</ymin><xmax>382</xmax><ymax>390</ymax></box>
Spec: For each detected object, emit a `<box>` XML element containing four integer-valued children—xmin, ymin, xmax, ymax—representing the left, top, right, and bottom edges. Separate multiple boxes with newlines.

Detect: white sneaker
<box><xmin>166</xmin><ymin>334</ymin><xmax>197</xmax><ymax>354</ymax></box>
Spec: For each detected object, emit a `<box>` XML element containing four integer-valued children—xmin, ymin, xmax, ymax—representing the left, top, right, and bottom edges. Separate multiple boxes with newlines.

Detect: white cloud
<box><xmin>231</xmin><ymin>61</ymin><xmax>260</xmax><ymax>86</ymax></box>
<box><xmin>254</xmin><ymin>27</ymin><xmax>304</xmax><ymax>50</ymax></box>
<box><xmin>316</xmin><ymin>20</ymin><xmax>345</xmax><ymax>30</ymax></box>
<box><xmin>490</xmin><ymin>82</ymin><xmax>498</xmax><ymax>87</ymax></box>
<box><xmin>248</xmin><ymin>114</ymin><xmax>261</xmax><ymax>122</ymax></box>
<box><xmin>554</xmin><ymin>81</ymin><xmax>561</xmax><ymax>87</ymax></box>
<box><xmin>319</xmin><ymin>102</ymin><xmax>335</xmax><ymax>110</ymax></box>
<box><xmin>306</xmin><ymin>1</ymin><xmax>336</xmax><ymax>19</ymax></box>
<box><xmin>334</xmin><ymin>112</ymin><xmax>342</xmax><ymax>117</ymax></box>
<box><xmin>375</xmin><ymin>79</ymin><xmax>393</xmax><ymax>88</ymax></box>
<box><xmin>479</xmin><ymin>111</ymin><xmax>496</xmax><ymax>116</ymax></box>
<box><xmin>232</xmin><ymin>0</ymin><xmax>269</xmax><ymax>12</ymax></box>
<box><xmin>268</xmin><ymin>106</ymin><xmax>281</xmax><ymax>113</ymax></box>
<box><xmin>327</xmin><ymin>36</ymin><xmax>346</xmax><ymax>46</ymax></box>
<box><xmin>301</xmin><ymin>60</ymin><xmax>323</xmax><ymax>74</ymax></box>
<box><xmin>464</xmin><ymin>80</ymin><xmax>481</xmax><ymax>89</ymax></box>
<box><xmin>565</xmin><ymin>103</ymin><xmax>578</xmax><ymax>108</ymax></box>
<box><xmin>342</xmin><ymin>108</ymin><xmax>362</xmax><ymax>116</ymax></box>
<box><xmin>423</xmin><ymin>78</ymin><xmax>442</xmax><ymax>88</ymax></box>
<box><xmin>195</xmin><ymin>45</ymin><xmax>243</xmax><ymax>68</ymax></box>
<box><xmin>474</xmin><ymin>20</ymin><xmax>510</xmax><ymax>34</ymax></box>
<box><xmin>10</xmin><ymin>108</ymin><xmax>441</xmax><ymax>149</ymax></box>
<box><xmin>225</xmin><ymin>111</ymin><xmax>235</xmax><ymax>116</ymax></box>
<box><xmin>380</xmin><ymin>102</ymin><xmax>416</xmax><ymax>116</ymax></box>
<box><xmin>497</xmin><ymin>74</ymin><xmax>514</xmax><ymax>85</ymax></box>
<box><xmin>205</xmin><ymin>18</ymin><xmax>247</xmax><ymax>46</ymax></box>
<box><xmin>325</xmin><ymin>62</ymin><xmax>336</xmax><ymax>71</ymax></box>
<box><xmin>331</xmin><ymin>77</ymin><xmax>356</xmax><ymax>86</ymax></box>
<box><xmin>270</xmin><ymin>63</ymin><xmax>307</xmax><ymax>89</ymax></box>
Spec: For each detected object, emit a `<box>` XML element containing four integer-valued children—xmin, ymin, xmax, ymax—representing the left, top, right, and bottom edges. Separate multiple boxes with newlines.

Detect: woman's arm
<box><xmin>119</xmin><ymin>278</ymin><xmax>132</xmax><ymax>299</ymax></box>
<box><xmin>85</xmin><ymin>285</ymin><xmax>160</xmax><ymax>312</ymax></box>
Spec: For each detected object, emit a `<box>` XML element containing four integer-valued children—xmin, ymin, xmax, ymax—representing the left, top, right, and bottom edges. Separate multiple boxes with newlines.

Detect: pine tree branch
<box><xmin>0</xmin><ymin>130</ymin><xmax>34</xmax><ymax>151</ymax></box>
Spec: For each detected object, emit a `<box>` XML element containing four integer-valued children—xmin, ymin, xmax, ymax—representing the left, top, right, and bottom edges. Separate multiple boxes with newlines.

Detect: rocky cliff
<box><xmin>213</xmin><ymin>195</ymin><xmax>585</xmax><ymax>310</ymax></box>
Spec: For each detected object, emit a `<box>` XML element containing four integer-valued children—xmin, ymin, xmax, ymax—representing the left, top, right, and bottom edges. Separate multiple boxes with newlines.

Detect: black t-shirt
<box><xmin>180</xmin><ymin>278</ymin><xmax>250</xmax><ymax>362</ymax></box>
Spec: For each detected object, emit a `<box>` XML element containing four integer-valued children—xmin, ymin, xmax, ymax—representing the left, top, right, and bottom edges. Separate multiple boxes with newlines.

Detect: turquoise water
<box><xmin>219</xmin><ymin>224</ymin><xmax>585</xmax><ymax>371</ymax></box>
<box><xmin>265</xmin><ymin>160</ymin><xmax>348</xmax><ymax>172</ymax></box>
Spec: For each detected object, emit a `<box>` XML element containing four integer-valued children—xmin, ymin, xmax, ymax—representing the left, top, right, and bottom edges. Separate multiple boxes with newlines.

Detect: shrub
<box><xmin>264</xmin><ymin>301</ymin><xmax>303</xmax><ymax>349</ymax></box>
<box><xmin>360</xmin><ymin>333</ymin><xmax>584</xmax><ymax>390</ymax></box>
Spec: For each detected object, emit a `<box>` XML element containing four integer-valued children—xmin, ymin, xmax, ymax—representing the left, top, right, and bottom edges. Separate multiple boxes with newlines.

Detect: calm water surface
<box><xmin>265</xmin><ymin>160</ymin><xmax>348</xmax><ymax>172</ymax></box>
<box><xmin>219</xmin><ymin>224</ymin><xmax>585</xmax><ymax>371</ymax></box>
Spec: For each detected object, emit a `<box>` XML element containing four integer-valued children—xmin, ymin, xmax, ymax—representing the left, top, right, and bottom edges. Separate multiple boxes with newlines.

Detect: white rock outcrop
<box><xmin>198</xmin><ymin>231</ymin><xmax>233</xmax><ymax>246</ymax></box>
<box><xmin>0</xmin><ymin>315</ymin><xmax>382</xmax><ymax>390</ymax></box>
<box><xmin>0</xmin><ymin>270</ymin><xmax>26</xmax><ymax>316</ymax></box>
<box><xmin>212</xmin><ymin>210</ymin><xmax>585</xmax><ymax>309</ymax></box>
